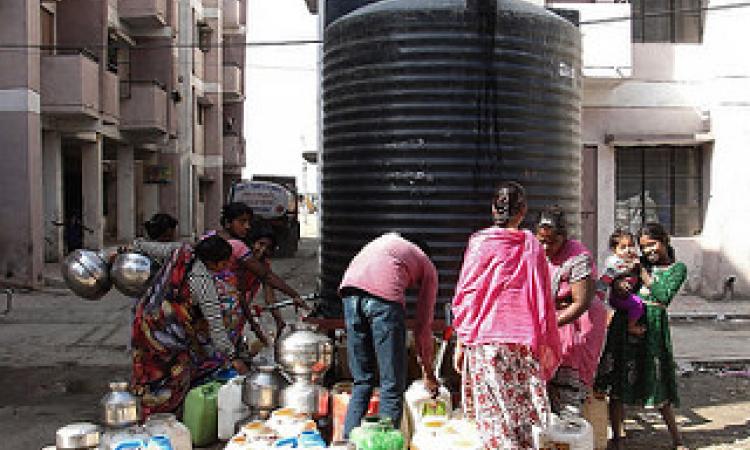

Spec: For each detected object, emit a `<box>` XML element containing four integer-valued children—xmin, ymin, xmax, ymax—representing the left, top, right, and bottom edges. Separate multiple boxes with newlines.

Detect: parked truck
<box><xmin>228</xmin><ymin>176</ymin><xmax>300</xmax><ymax>257</ymax></box>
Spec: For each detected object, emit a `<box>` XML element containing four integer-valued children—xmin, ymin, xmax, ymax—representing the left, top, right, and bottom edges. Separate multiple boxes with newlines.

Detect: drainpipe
<box><xmin>722</xmin><ymin>275</ymin><xmax>737</xmax><ymax>301</ymax></box>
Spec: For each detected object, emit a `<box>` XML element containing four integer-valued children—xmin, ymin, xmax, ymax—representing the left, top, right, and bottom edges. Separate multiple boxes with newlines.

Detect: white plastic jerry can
<box><xmin>404</xmin><ymin>379</ymin><xmax>452</xmax><ymax>442</ymax></box>
<box><xmin>532</xmin><ymin>414</ymin><xmax>594</xmax><ymax>450</ymax></box>
<box><xmin>218</xmin><ymin>376</ymin><xmax>249</xmax><ymax>441</ymax></box>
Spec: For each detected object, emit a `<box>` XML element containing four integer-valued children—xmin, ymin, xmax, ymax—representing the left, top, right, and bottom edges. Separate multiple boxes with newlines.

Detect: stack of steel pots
<box><xmin>243</xmin><ymin>365</ymin><xmax>289</xmax><ymax>420</ymax></box>
<box><xmin>276</xmin><ymin>323</ymin><xmax>333</xmax><ymax>417</ymax></box>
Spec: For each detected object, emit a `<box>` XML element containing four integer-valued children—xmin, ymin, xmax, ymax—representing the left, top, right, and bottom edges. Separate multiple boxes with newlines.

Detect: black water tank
<box><xmin>325</xmin><ymin>0</ymin><xmax>385</xmax><ymax>26</ymax></box>
<box><xmin>321</xmin><ymin>0</ymin><xmax>582</xmax><ymax>315</ymax></box>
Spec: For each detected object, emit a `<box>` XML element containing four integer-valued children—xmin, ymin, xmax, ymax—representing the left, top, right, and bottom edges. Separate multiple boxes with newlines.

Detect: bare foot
<box><xmin>628</xmin><ymin>322</ymin><xmax>646</xmax><ymax>337</ymax></box>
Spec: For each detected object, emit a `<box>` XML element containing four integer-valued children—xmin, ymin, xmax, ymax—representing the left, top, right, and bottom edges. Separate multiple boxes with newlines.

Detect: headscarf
<box><xmin>452</xmin><ymin>228</ymin><xmax>562</xmax><ymax>381</ymax></box>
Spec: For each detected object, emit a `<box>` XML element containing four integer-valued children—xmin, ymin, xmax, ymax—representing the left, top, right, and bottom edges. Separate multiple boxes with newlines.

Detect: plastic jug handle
<box><xmin>274</xmin><ymin>436</ymin><xmax>298</xmax><ymax>447</ymax></box>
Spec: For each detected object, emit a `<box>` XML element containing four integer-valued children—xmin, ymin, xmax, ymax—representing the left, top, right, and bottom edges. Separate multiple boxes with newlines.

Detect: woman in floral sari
<box><xmin>131</xmin><ymin>235</ymin><xmax>244</xmax><ymax>417</ymax></box>
<box><xmin>595</xmin><ymin>223</ymin><xmax>687</xmax><ymax>449</ymax></box>
<box><xmin>452</xmin><ymin>182</ymin><xmax>561</xmax><ymax>449</ymax></box>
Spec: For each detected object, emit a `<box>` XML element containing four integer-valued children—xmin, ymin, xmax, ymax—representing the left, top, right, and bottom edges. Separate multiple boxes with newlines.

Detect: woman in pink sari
<box><xmin>535</xmin><ymin>206</ymin><xmax>608</xmax><ymax>416</ymax></box>
<box><xmin>452</xmin><ymin>182</ymin><xmax>562</xmax><ymax>449</ymax></box>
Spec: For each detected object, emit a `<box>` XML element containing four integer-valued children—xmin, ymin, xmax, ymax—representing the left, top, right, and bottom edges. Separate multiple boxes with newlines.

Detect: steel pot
<box><xmin>243</xmin><ymin>365</ymin><xmax>289</xmax><ymax>418</ymax></box>
<box><xmin>281</xmin><ymin>377</ymin><xmax>329</xmax><ymax>418</ymax></box>
<box><xmin>61</xmin><ymin>249</ymin><xmax>112</xmax><ymax>300</ymax></box>
<box><xmin>102</xmin><ymin>381</ymin><xmax>139</xmax><ymax>428</ymax></box>
<box><xmin>111</xmin><ymin>252</ymin><xmax>155</xmax><ymax>297</ymax></box>
<box><xmin>55</xmin><ymin>422</ymin><xmax>101</xmax><ymax>449</ymax></box>
<box><xmin>276</xmin><ymin>323</ymin><xmax>333</xmax><ymax>376</ymax></box>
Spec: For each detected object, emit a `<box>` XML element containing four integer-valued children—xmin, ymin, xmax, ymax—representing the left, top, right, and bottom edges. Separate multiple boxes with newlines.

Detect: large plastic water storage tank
<box><xmin>320</xmin><ymin>0</ymin><xmax>582</xmax><ymax>315</ymax></box>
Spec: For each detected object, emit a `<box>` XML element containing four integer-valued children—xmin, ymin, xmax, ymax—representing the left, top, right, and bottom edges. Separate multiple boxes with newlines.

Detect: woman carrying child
<box><xmin>596</xmin><ymin>229</ymin><xmax>646</xmax><ymax>336</ymax></box>
<box><xmin>595</xmin><ymin>223</ymin><xmax>688</xmax><ymax>450</ymax></box>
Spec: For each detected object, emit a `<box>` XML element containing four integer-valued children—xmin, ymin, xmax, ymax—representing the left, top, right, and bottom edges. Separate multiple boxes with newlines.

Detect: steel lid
<box><xmin>55</xmin><ymin>422</ymin><xmax>101</xmax><ymax>449</ymax></box>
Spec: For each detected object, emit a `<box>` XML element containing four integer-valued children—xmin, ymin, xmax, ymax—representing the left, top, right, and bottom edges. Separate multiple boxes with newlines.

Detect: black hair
<box><xmin>492</xmin><ymin>181</ymin><xmax>526</xmax><ymax>226</ymax></box>
<box><xmin>144</xmin><ymin>213</ymin><xmax>178</xmax><ymax>240</ymax></box>
<box><xmin>639</xmin><ymin>222</ymin><xmax>675</xmax><ymax>261</ymax></box>
<box><xmin>608</xmin><ymin>228</ymin><xmax>636</xmax><ymax>251</ymax></box>
<box><xmin>250</xmin><ymin>227</ymin><xmax>277</xmax><ymax>250</ymax></box>
<box><xmin>400</xmin><ymin>233</ymin><xmax>432</xmax><ymax>259</ymax></box>
<box><xmin>536</xmin><ymin>205</ymin><xmax>567</xmax><ymax>237</ymax></box>
<box><xmin>194</xmin><ymin>235</ymin><xmax>232</xmax><ymax>264</ymax></box>
<box><xmin>220</xmin><ymin>202</ymin><xmax>253</xmax><ymax>227</ymax></box>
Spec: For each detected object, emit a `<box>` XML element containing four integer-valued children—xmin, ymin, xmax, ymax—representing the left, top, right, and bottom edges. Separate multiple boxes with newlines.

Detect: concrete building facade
<box><xmin>552</xmin><ymin>0</ymin><xmax>750</xmax><ymax>298</ymax></box>
<box><xmin>0</xmin><ymin>0</ymin><xmax>247</xmax><ymax>288</ymax></box>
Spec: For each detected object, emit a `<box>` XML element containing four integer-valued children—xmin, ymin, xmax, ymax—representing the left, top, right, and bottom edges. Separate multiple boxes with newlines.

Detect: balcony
<box><xmin>120</xmin><ymin>81</ymin><xmax>168</xmax><ymax>136</ymax></box>
<box><xmin>223</xmin><ymin>132</ymin><xmax>244</xmax><ymax>168</ymax></box>
<box><xmin>119</xmin><ymin>0</ymin><xmax>167</xmax><ymax>29</ymax></box>
<box><xmin>41</xmin><ymin>51</ymin><xmax>100</xmax><ymax>118</ymax></box>
<box><xmin>223</xmin><ymin>0</ymin><xmax>242</xmax><ymax>32</ymax></box>
<box><xmin>101</xmin><ymin>69</ymin><xmax>120</xmax><ymax>124</ymax></box>
<box><xmin>222</xmin><ymin>63</ymin><xmax>243</xmax><ymax>102</ymax></box>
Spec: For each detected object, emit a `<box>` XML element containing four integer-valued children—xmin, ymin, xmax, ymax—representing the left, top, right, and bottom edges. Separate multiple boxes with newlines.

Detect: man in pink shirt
<box><xmin>339</xmin><ymin>232</ymin><xmax>439</xmax><ymax>437</ymax></box>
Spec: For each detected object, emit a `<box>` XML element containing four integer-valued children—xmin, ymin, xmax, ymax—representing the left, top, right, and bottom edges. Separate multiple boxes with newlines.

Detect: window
<box><xmin>632</xmin><ymin>0</ymin><xmax>703</xmax><ymax>43</ymax></box>
<box><xmin>615</xmin><ymin>146</ymin><xmax>703</xmax><ymax>237</ymax></box>
<box><xmin>197</xmin><ymin>104</ymin><xmax>205</xmax><ymax>125</ymax></box>
<box><xmin>40</xmin><ymin>7</ymin><xmax>54</xmax><ymax>55</ymax></box>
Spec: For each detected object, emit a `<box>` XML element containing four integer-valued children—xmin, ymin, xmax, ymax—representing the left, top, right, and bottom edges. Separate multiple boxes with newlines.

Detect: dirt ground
<box><xmin>3</xmin><ymin>235</ymin><xmax>750</xmax><ymax>449</ymax></box>
<box><xmin>613</xmin><ymin>372</ymin><xmax>750</xmax><ymax>449</ymax></box>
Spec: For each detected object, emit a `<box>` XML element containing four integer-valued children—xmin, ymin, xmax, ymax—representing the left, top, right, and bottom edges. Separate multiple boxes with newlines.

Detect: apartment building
<box><xmin>0</xmin><ymin>0</ymin><xmax>247</xmax><ymax>288</ymax></box>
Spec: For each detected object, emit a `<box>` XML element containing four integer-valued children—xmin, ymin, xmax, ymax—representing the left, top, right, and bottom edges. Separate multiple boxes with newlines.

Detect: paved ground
<box><xmin>2</xmin><ymin>235</ymin><xmax>750</xmax><ymax>449</ymax></box>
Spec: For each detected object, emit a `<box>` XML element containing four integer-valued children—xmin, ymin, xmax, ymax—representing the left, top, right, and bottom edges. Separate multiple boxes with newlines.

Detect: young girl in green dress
<box><xmin>595</xmin><ymin>223</ymin><xmax>688</xmax><ymax>450</ymax></box>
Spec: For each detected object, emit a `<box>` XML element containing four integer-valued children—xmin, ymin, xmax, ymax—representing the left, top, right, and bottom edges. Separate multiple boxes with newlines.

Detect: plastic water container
<box><xmin>183</xmin><ymin>381</ymin><xmax>221</xmax><ymax>447</ymax></box>
<box><xmin>404</xmin><ymin>380</ymin><xmax>451</xmax><ymax>442</ymax></box>
<box><xmin>145</xmin><ymin>435</ymin><xmax>174</xmax><ymax>450</ymax></box>
<box><xmin>144</xmin><ymin>413</ymin><xmax>192</xmax><ymax>450</ymax></box>
<box><xmin>410</xmin><ymin>418</ymin><xmax>481</xmax><ymax>450</ymax></box>
<box><xmin>112</xmin><ymin>440</ymin><xmax>146</xmax><ymax>450</ymax></box>
<box><xmin>102</xmin><ymin>426</ymin><xmax>150</xmax><ymax>450</ymax></box>
<box><xmin>349</xmin><ymin>416</ymin><xmax>405</xmax><ymax>450</ymax></box>
<box><xmin>218</xmin><ymin>376</ymin><xmax>249</xmax><ymax>441</ymax></box>
<box><xmin>533</xmin><ymin>414</ymin><xmax>594</xmax><ymax>450</ymax></box>
<box><xmin>298</xmin><ymin>430</ymin><xmax>327</xmax><ymax>448</ymax></box>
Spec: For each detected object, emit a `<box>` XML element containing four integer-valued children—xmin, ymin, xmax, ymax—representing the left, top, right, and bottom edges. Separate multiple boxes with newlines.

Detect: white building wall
<box><xmin>564</xmin><ymin>0</ymin><xmax>750</xmax><ymax>297</ymax></box>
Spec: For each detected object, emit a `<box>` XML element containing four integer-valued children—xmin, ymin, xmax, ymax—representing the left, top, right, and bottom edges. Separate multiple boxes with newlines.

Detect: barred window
<box><xmin>615</xmin><ymin>146</ymin><xmax>703</xmax><ymax>237</ymax></box>
<box><xmin>632</xmin><ymin>0</ymin><xmax>704</xmax><ymax>43</ymax></box>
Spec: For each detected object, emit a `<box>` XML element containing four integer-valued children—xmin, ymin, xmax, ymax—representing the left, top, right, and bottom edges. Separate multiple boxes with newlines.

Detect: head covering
<box><xmin>452</xmin><ymin>228</ymin><xmax>561</xmax><ymax>381</ymax></box>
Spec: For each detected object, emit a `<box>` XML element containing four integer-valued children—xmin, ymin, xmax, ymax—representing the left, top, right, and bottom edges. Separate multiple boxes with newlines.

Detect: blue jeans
<box><xmin>342</xmin><ymin>293</ymin><xmax>407</xmax><ymax>438</ymax></box>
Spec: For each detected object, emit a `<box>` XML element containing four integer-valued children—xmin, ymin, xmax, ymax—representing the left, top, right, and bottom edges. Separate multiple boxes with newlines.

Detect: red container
<box><xmin>331</xmin><ymin>382</ymin><xmax>380</xmax><ymax>442</ymax></box>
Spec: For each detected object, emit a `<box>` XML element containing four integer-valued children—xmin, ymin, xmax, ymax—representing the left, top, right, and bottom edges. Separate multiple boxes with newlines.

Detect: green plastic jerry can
<box><xmin>182</xmin><ymin>381</ymin><xmax>221</xmax><ymax>447</ymax></box>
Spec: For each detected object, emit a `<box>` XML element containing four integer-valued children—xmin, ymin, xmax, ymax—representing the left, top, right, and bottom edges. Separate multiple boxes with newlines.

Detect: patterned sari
<box><xmin>130</xmin><ymin>244</ymin><xmax>248</xmax><ymax>417</ymax></box>
<box><xmin>547</xmin><ymin>239</ymin><xmax>608</xmax><ymax>413</ymax></box>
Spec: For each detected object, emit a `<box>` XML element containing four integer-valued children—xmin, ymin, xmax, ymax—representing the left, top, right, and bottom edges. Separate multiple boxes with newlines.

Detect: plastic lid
<box><xmin>109</xmin><ymin>381</ymin><xmax>129</xmax><ymax>391</ymax></box>
<box><xmin>146</xmin><ymin>413</ymin><xmax>176</xmax><ymax>423</ymax></box>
